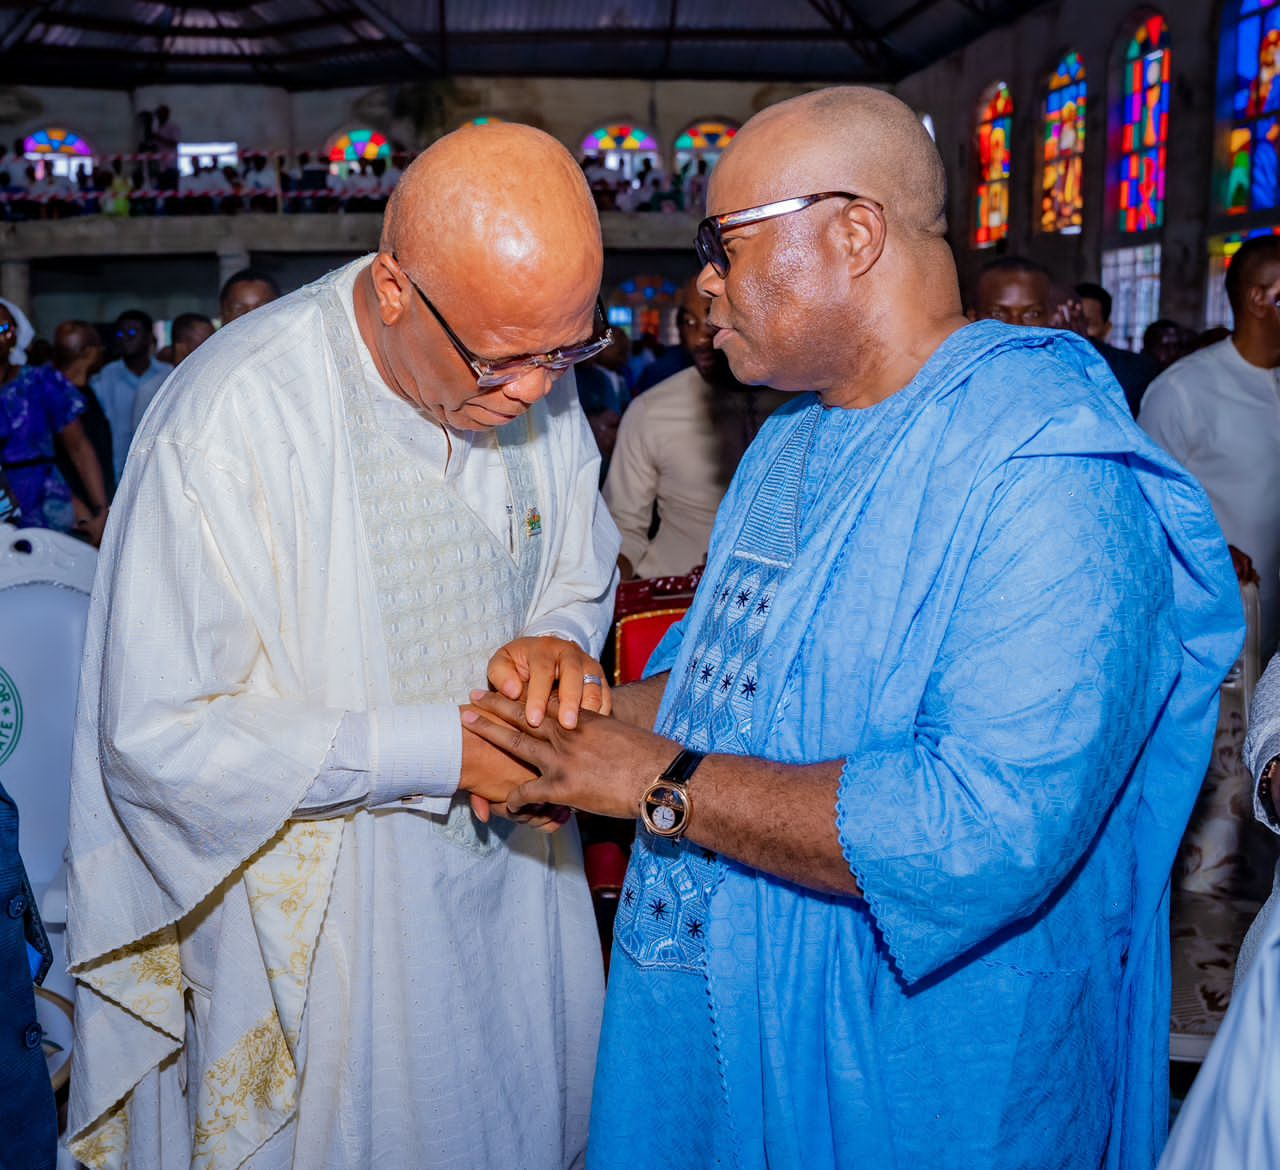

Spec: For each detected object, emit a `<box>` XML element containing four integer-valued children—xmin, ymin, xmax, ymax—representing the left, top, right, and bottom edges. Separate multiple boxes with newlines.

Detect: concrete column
<box><xmin>0</xmin><ymin>259</ymin><xmax>30</xmax><ymax>319</ymax></box>
<box><xmin>216</xmin><ymin>240</ymin><xmax>251</xmax><ymax>291</ymax></box>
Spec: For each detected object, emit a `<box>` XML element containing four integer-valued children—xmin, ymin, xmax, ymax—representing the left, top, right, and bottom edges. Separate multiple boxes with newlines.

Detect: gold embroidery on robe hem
<box><xmin>192</xmin><ymin>1014</ymin><xmax>297</xmax><ymax>1168</ymax></box>
<box><xmin>70</xmin><ymin>1098</ymin><xmax>130</xmax><ymax>1170</ymax></box>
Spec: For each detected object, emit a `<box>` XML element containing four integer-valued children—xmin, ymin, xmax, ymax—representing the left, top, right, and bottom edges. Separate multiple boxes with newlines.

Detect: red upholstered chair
<box><xmin>611</xmin><ymin>569</ymin><xmax>702</xmax><ymax>685</ymax></box>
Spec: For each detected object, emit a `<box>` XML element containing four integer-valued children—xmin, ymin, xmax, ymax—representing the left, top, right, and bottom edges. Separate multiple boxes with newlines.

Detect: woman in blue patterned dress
<box><xmin>0</xmin><ymin>308</ymin><xmax>105</xmax><ymax>534</ymax></box>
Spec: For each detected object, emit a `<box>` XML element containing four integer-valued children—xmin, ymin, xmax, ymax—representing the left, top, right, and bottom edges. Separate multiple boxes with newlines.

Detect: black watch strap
<box><xmin>661</xmin><ymin>748</ymin><xmax>705</xmax><ymax>785</ymax></box>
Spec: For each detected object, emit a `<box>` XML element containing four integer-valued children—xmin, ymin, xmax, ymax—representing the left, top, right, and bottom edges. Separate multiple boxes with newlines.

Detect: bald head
<box><xmin>54</xmin><ymin>320</ymin><xmax>101</xmax><ymax>368</ymax></box>
<box><xmin>696</xmin><ymin>85</ymin><xmax>965</xmax><ymax>408</ymax></box>
<box><xmin>381</xmin><ymin>122</ymin><xmax>601</xmax><ymax>323</ymax></box>
<box><xmin>358</xmin><ymin>121</ymin><xmax>606</xmax><ymax>431</ymax></box>
<box><xmin>714</xmin><ymin>87</ymin><xmax>947</xmax><ymax>239</ymax></box>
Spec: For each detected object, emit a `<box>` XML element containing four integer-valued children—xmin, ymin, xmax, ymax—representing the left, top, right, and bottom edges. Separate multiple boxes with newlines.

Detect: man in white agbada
<box><xmin>65</xmin><ymin>124</ymin><xmax>619</xmax><ymax>1169</ymax></box>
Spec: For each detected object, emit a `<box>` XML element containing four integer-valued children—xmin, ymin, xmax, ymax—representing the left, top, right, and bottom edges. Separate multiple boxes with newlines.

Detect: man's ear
<box><xmin>370</xmin><ymin>252</ymin><xmax>409</xmax><ymax>326</ymax></box>
<box><xmin>837</xmin><ymin>199</ymin><xmax>887</xmax><ymax>280</ymax></box>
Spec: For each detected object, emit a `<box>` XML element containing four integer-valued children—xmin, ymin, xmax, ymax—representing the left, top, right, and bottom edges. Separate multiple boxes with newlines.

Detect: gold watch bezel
<box><xmin>640</xmin><ymin>777</ymin><xmax>692</xmax><ymax>839</ymax></box>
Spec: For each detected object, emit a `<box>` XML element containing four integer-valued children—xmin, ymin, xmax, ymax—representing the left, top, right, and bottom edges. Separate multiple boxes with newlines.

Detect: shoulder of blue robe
<box><xmin>650</xmin><ymin>322</ymin><xmax>1241</xmax><ymax>689</ymax></box>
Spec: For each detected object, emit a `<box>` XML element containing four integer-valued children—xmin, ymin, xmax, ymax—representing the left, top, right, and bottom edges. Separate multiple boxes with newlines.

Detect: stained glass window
<box><xmin>22</xmin><ymin>126</ymin><xmax>93</xmax><ymax>180</ymax></box>
<box><xmin>1042</xmin><ymin>53</ymin><xmax>1086</xmax><ymax>233</ymax></box>
<box><xmin>23</xmin><ymin>128</ymin><xmax>91</xmax><ymax>157</ymax></box>
<box><xmin>1101</xmin><ymin>243</ymin><xmax>1163</xmax><ymax>349</ymax></box>
<box><xmin>673</xmin><ymin>120</ymin><xmax>738</xmax><ymax>171</ymax></box>
<box><xmin>1117</xmin><ymin>15</ymin><xmax>1170</xmax><ymax>232</ymax></box>
<box><xmin>467</xmin><ymin>116</ymin><xmax>504</xmax><ymax>126</ymax></box>
<box><xmin>1219</xmin><ymin>0</ymin><xmax>1280</xmax><ymax>214</ymax></box>
<box><xmin>612</xmin><ymin>275</ymin><xmax>680</xmax><ymax>339</ymax></box>
<box><xmin>1205</xmin><ymin>225</ymin><xmax>1280</xmax><ymax>325</ymax></box>
<box><xmin>581</xmin><ymin>124</ymin><xmax>661</xmax><ymax>182</ymax></box>
<box><xmin>328</xmin><ymin>129</ymin><xmax>390</xmax><ymax>163</ymax></box>
<box><xmin>582</xmin><ymin>125</ymin><xmax>659</xmax><ymax>155</ymax></box>
<box><xmin>974</xmin><ymin>83</ymin><xmax>1013</xmax><ymax>248</ymax></box>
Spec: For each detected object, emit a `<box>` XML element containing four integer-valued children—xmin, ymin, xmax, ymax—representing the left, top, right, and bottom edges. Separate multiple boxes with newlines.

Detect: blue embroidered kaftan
<box><xmin>588</xmin><ymin>321</ymin><xmax>1242</xmax><ymax>1170</ymax></box>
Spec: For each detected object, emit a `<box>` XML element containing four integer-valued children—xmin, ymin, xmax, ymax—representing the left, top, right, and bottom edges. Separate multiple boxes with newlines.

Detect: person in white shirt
<box><xmin>66</xmin><ymin>122</ymin><xmax>618</xmax><ymax>1169</ymax></box>
<box><xmin>604</xmin><ymin>277</ymin><xmax>787</xmax><ymax>578</ymax></box>
<box><xmin>1140</xmin><ymin>233</ymin><xmax>1280</xmax><ymax>657</ymax></box>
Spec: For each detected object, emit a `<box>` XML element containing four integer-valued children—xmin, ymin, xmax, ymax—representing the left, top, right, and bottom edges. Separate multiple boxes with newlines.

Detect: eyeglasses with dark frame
<box><xmin>695</xmin><ymin>191</ymin><xmax>877</xmax><ymax>278</ymax></box>
<box><xmin>392</xmin><ymin>255</ymin><xmax>612</xmax><ymax>388</ymax></box>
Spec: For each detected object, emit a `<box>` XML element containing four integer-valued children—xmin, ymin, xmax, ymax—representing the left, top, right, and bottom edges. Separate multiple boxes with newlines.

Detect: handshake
<box><xmin>459</xmin><ymin>634</ymin><xmax>612</xmax><ymax>831</ymax></box>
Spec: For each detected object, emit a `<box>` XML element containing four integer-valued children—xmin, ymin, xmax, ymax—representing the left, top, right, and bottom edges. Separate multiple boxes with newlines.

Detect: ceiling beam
<box><xmin>34</xmin><ymin>11</ymin><xmax>344</xmax><ymax>41</ymax></box>
<box><xmin>807</xmin><ymin>0</ymin><xmax>909</xmax><ymax>76</ymax></box>
<box><xmin>345</xmin><ymin>0</ymin><xmax>439</xmax><ymax>72</ymax></box>
<box><xmin>0</xmin><ymin>0</ymin><xmax>57</xmax><ymax>53</ymax></box>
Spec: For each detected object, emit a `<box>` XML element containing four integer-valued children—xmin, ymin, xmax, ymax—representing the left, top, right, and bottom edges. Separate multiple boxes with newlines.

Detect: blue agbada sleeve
<box><xmin>837</xmin><ymin>453</ymin><xmax>1179</xmax><ymax>984</ymax></box>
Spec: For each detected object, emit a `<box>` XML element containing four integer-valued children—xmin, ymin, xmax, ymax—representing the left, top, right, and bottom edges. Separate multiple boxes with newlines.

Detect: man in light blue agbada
<box><xmin>465</xmin><ymin>87</ymin><xmax>1242</xmax><ymax>1170</ymax></box>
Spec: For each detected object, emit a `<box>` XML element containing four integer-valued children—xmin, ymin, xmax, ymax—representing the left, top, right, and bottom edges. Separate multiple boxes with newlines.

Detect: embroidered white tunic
<box><xmin>65</xmin><ymin>259</ymin><xmax>618</xmax><ymax>1170</ymax></box>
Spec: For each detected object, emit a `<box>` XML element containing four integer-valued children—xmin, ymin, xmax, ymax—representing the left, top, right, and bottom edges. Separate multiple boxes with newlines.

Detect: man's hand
<box><xmin>462</xmin><ymin>690</ymin><xmax>678</xmax><ymax>819</ymax></box>
<box><xmin>1048</xmin><ymin>296</ymin><xmax>1090</xmax><ymax>336</ymax></box>
<box><xmin>487</xmin><ymin>635</ymin><xmax>611</xmax><ymax>730</ymax></box>
<box><xmin>458</xmin><ymin>711</ymin><xmax>569</xmax><ymax>832</ymax></box>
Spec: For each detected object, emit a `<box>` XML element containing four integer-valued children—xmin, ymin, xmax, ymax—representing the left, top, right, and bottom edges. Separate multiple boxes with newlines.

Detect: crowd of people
<box><xmin>0</xmin><ymin>268</ymin><xmax>278</xmax><ymax>540</ymax></box>
<box><xmin>582</xmin><ymin>153</ymin><xmax>713</xmax><ymax>215</ymax></box>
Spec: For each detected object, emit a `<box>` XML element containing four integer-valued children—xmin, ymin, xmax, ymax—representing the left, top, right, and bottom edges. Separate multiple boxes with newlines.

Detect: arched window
<box><xmin>1115</xmin><ymin>14</ymin><xmax>1170</xmax><ymax>232</ymax></box>
<box><xmin>580</xmin><ymin>123</ymin><xmax>660</xmax><ymax>182</ymax></box>
<box><xmin>466</xmin><ymin>116</ymin><xmax>504</xmax><ymax>127</ymax></box>
<box><xmin>1041</xmin><ymin>52</ymin><xmax>1087</xmax><ymax>234</ymax></box>
<box><xmin>974</xmin><ymin>83</ymin><xmax>1013</xmax><ymax>248</ymax></box>
<box><xmin>327</xmin><ymin>128</ymin><xmax>390</xmax><ymax>177</ymax></box>
<box><xmin>22</xmin><ymin>126</ymin><xmax>93</xmax><ymax>180</ymax></box>
<box><xmin>1217</xmin><ymin>0</ymin><xmax>1280</xmax><ymax>215</ymax></box>
<box><xmin>673</xmin><ymin>120</ymin><xmax>738</xmax><ymax>173</ymax></box>
<box><xmin>1207</xmin><ymin>2</ymin><xmax>1280</xmax><ymax>325</ymax></box>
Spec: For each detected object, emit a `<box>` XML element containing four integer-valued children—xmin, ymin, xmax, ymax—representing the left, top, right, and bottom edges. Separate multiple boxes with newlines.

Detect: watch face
<box><xmin>652</xmin><ymin>805</ymin><xmax>677</xmax><ymax>831</ymax></box>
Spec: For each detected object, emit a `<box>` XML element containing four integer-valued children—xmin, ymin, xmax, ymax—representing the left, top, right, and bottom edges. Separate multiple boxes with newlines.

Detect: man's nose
<box><xmin>501</xmin><ymin>365</ymin><xmax>557</xmax><ymax>405</ymax></box>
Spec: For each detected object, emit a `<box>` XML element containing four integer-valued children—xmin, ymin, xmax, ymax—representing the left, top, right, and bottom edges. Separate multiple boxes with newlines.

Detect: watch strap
<box><xmin>660</xmin><ymin>748</ymin><xmax>705</xmax><ymax>785</ymax></box>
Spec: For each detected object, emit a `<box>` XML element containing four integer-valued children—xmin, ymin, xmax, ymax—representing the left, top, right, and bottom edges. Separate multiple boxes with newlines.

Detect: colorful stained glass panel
<box><xmin>23</xmin><ymin>127</ymin><xmax>91</xmax><ymax>156</ymax></box>
<box><xmin>974</xmin><ymin>82</ymin><xmax>1013</xmax><ymax>247</ymax></box>
<box><xmin>1042</xmin><ymin>52</ymin><xmax>1086</xmax><ymax>233</ymax></box>
<box><xmin>674</xmin><ymin>121</ymin><xmax>738</xmax><ymax>153</ymax></box>
<box><xmin>1220</xmin><ymin>0</ymin><xmax>1280</xmax><ymax>214</ymax></box>
<box><xmin>329</xmin><ymin>129</ymin><xmax>390</xmax><ymax>162</ymax></box>
<box><xmin>581</xmin><ymin>124</ymin><xmax>659</xmax><ymax>154</ymax></box>
<box><xmin>1117</xmin><ymin>16</ymin><xmax>1169</xmax><ymax>232</ymax></box>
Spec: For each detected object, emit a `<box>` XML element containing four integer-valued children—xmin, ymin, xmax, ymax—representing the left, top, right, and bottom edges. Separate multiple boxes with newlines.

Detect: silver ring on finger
<box><xmin>582</xmin><ymin>673</ymin><xmax>605</xmax><ymax>687</ymax></box>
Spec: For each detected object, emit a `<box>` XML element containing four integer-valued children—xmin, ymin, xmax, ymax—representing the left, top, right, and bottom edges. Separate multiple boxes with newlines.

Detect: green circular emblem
<box><xmin>0</xmin><ymin>667</ymin><xmax>22</xmax><ymax>768</ymax></box>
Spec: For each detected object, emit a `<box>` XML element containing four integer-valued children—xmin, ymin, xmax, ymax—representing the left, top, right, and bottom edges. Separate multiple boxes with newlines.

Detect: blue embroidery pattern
<box><xmin>613</xmin><ymin>411</ymin><xmax>818</xmax><ymax>972</ymax></box>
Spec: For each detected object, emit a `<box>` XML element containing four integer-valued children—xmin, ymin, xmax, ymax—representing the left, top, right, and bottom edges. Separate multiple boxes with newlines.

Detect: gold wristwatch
<box><xmin>639</xmin><ymin>749</ymin><xmax>705</xmax><ymax>839</ymax></box>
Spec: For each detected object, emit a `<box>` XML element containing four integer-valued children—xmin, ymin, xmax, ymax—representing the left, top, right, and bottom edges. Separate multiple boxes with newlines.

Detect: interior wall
<box><xmin>891</xmin><ymin>0</ymin><xmax>1219</xmax><ymax>327</ymax></box>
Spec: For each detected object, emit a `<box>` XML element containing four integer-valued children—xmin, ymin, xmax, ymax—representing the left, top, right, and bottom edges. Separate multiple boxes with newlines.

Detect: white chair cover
<box><xmin>0</xmin><ymin>524</ymin><xmax>96</xmax><ymax>1002</ymax></box>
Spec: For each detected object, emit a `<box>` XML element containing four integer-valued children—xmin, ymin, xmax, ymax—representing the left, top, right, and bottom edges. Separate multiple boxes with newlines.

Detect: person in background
<box><xmin>1141</xmin><ymin>233</ymin><xmax>1280</xmax><ymax>659</ymax></box>
<box><xmin>604</xmin><ymin>277</ymin><xmax>787</xmax><ymax>579</ymax></box>
<box><xmin>1156</xmin><ymin>651</ymin><xmax>1280</xmax><ymax>1168</ymax></box>
<box><xmin>151</xmin><ymin>104</ymin><xmax>181</xmax><ymax>190</ymax></box>
<box><xmin>575</xmin><ymin>360</ymin><xmax>626</xmax><ymax>484</ymax></box>
<box><xmin>0</xmin><ymin>295</ymin><xmax>33</xmax><ymax>380</ymax></box>
<box><xmin>169</xmin><ymin>312</ymin><xmax>215</xmax><ymax>367</ymax></box>
<box><xmin>91</xmin><ymin>308</ymin><xmax>171</xmax><ymax>481</ymax></box>
<box><xmin>128</xmin><ymin>313</ymin><xmax>213</xmax><ymax>433</ymax></box>
<box><xmin>0</xmin><ymin>315</ymin><xmax>109</xmax><ymax>541</ymax></box>
<box><xmin>219</xmin><ymin>266</ymin><xmax>280</xmax><ymax>325</ymax></box>
<box><xmin>53</xmin><ymin>321</ymin><xmax>115</xmax><ymax>524</ymax></box>
<box><xmin>0</xmin><ymin>776</ymin><xmax>57</xmax><ymax>1170</ymax></box>
<box><xmin>1142</xmin><ymin>317</ymin><xmax>1194</xmax><ymax>373</ymax></box>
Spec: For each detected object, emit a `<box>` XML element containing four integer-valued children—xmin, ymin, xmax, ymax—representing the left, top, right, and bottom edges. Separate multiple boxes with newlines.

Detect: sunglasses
<box><xmin>116</xmin><ymin>325</ymin><xmax>142</xmax><ymax>338</ymax></box>
<box><xmin>695</xmin><ymin>190</ymin><xmax>874</xmax><ymax>278</ymax></box>
<box><xmin>0</xmin><ymin>323</ymin><xmax>13</xmax><ymax>338</ymax></box>
<box><xmin>393</xmin><ymin>255</ymin><xmax>612</xmax><ymax>388</ymax></box>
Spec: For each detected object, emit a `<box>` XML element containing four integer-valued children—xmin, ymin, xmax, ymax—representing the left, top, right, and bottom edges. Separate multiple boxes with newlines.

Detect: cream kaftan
<box><xmin>65</xmin><ymin>259</ymin><xmax>617</xmax><ymax>1170</ymax></box>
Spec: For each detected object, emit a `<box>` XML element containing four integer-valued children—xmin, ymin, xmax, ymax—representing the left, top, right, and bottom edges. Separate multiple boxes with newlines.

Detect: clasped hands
<box><xmin>460</xmin><ymin>635</ymin><xmax>677</xmax><ymax>829</ymax></box>
<box><xmin>461</xmin><ymin>635</ymin><xmax>609</xmax><ymax>831</ymax></box>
